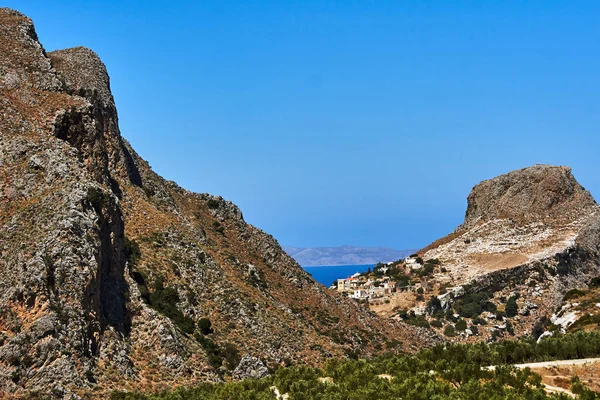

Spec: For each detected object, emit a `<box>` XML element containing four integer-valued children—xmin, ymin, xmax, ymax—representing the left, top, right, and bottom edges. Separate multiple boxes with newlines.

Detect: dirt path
<box><xmin>486</xmin><ymin>357</ymin><xmax>600</xmax><ymax>371</ymax></box>
<box><xmin>485</xmin><ymin>358</ymin><xmax>600</xmax><ymax>397</ymax></box>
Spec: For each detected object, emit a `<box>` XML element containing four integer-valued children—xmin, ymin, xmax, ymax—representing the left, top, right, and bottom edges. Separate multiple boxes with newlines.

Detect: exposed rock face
<box><xmin>416</xmin><ymin>165</ymin><xmax>600</xmax><ymax>341</ymax></box>
<box><xmin>422</xmin><ymin>166</ymin><xmax>599</xmax><ymax>282</ymax></box>
<box><xmin>232</xmin><ymin>355</ymin><xmax>270</xmax><ymax>380</ymax></box>
<box><xmin>0</xmin><ymin>8</ymin><xmax>439</xmax><ymax>398</ymax></box>
<box><xmin>462</xmin><ymin>165</ymin><xmax>597</xmax><ymax>230</ymax></box>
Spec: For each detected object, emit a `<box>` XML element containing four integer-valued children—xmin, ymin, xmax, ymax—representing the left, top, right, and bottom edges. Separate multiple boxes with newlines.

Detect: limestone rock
<box><xmin>232</xmin><ymin>355</ymin><xmax>270</xmax><ymax>380</ymax></box>
<box><xmin>462</xmin><ymin>165</ymin><xmax>597</xmax><ymax>229</ymax></box>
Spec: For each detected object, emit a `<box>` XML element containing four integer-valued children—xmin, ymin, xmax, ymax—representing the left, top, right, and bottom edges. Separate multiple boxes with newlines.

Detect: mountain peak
<box><xmin>462</xmin><ymin>165</ymin><xmax>597</xmax><ymax>230</ymax></box>
<box><xmin>49</xmin><ymin>46</ymin><xmax>115</xmax><ymax>109</ymax></box>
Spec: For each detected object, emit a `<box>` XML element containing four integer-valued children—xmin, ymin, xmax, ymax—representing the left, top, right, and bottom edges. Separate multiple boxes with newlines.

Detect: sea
<box><xmin>302</xmin><ymin>264</ymin><xmax>375</xmax><ymax>287</ymax></box>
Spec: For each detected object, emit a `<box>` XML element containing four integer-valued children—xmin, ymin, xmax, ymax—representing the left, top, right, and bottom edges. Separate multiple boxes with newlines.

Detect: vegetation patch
<box><xmin>564</xmin><ymin>289</ymin><xmax>587</xmax><ymax>301</ymax></box>
<box><xmin>111</xmin><ymin>331</ymin><xmax>600</xmax><ymax>399</ymax></box>
<box><xmin>146</xmin><ymin>276</ymin><xmax>195</xmax><ymax>334</ymax></box>
<box><xmin>453</xmin><ymin>291</ymin><xmax>496</xmax><ymax>318</ymax></box>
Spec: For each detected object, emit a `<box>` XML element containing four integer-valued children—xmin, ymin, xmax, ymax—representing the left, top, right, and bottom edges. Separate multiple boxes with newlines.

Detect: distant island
<box><xmin>283</xmin><ymin>245</ymin><xmax>417</xmax><ymax>266</ymax></box>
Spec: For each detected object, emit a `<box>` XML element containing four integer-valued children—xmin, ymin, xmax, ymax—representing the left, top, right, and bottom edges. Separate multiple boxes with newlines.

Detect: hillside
<box><xmin>366</xmin><ymin>165</ymin><xmax>600</xmax><ymax>343</ymax></box>
<box><xmin>284</xmin><ymin>246</ymin><xmax>416</xmax><ymax>266</ymax></box>
<box><xmin>0</xmin><ymin>9</ymin><xmax>439</xmax><ymax>399</ymax></box>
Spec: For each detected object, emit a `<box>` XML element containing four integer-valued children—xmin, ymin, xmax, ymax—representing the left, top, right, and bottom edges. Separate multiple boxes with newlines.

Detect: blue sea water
<box><xmin>303</xmin><ymin>264</ymin><xmax>375</xmax><ymax>287</ymax></box>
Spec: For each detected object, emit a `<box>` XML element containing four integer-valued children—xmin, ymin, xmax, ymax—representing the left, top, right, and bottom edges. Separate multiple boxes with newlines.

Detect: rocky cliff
<box><xmin>411</xmin><ymin>165</ymin><xmax>600</xmax><ymax>341</ymax></box>
<box><xmin>423</xmin><ymin>165</ymin><xmax>598</xmax><ymax>281</ymax></box>
<box><xmin>462</xmin><ymin>165</ymin><xmax>597</xmax><ymax>230</ymax></box>
<box><xmin>0</xmin><ymin>9</ymin><xmax>438</xmax><ymax>399</ymax></box>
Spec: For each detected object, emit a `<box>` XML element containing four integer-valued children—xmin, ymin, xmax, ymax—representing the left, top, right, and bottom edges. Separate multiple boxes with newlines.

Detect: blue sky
<box><xmin>7</xmin><ymin>1</ymin><xmax>599</xmax><ymax>249</ymax></box>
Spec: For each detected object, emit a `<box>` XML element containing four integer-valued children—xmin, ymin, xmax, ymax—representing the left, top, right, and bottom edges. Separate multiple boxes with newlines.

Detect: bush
<box><xmin>405</xmin><ymin>315</ymin><xmax>430</xmax><ymax>328</ymax></box>
<box><xmin>564</xmin><ymin>289</ymin><xmax>586</xmax><ymax>301</ymax></box>
<box><xmin>453</xmin><ymin>292</ymin><xmax>495</xmax><ymax>318</ymax></box>
<box><xmin>207</xmin><ymin>199</ymin><xmax>220</xmax><ymax>209</ymax></box>
<box><xmin>420</xmin><ymin>264</ymin><xmax>435</xmax><ymax>276</ymax></box>
<box><xmin>455</xmin><ymin>319</ymin><xmax>467</xmax><ymax>331</ymax></box>
<box><xmin>198</xmin><ymin>317</ymin><xmax>213</xmax><ymax>335</ymax></box>
<box><xmin>444</xmin><ymin>325</ymin><xmax>456</xmax><ymax>337</ymax></box>
<box><xmin>505</xmin><ymin>296</ymin><xmax>518</xmax><ymax>318</ymax></box>
<box><xmin>426</xmin><ymin>296</ymin><xmax>442</xmax><ymax>314</ymax></box>
<box><xmin>124</xmin><ymin>237</ymin><xmax>141</xmax><ymax>268</ymax></box>
<box><xmin>222</xmin><ymin>343</ymin><xmax>241</xmax><ymax>370</ymax></box>
<box><xmin>195</xmin><ymin>334</ymin><xmax>223</xmax><ymax>368</ymax></box>
<box><xmin>149</xmin><ymin>277</ymin><xmax>195</xmax><ymax>334</ymax></box>
<box><xmin>430</xmin><ymin>319</ymin><xmax>443</xmax><ymax>328</ymax></box>
<box><xmin>506</xmin><ymin>321</ymin><xmax>515</xmax><ymax>336</ymax></box>
<box><xmin>212</xmin><ymin>221</ymin><xmax>225</xmax><ymax>234</ymax></box>
<box><xmin>132</xmin><ymin>271</ymin><xmax>150</xmax><ymax>303</ymax></box>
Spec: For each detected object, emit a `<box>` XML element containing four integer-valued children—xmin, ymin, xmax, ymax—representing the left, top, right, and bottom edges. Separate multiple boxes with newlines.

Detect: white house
<box><xmin>351</xmin><ymin>289</ymin><xmax>369</xmax><ymax>299</ymax></box>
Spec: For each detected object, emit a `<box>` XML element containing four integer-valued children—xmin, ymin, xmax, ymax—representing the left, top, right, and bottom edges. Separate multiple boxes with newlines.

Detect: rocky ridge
<box><xmin>421</xmin><ymin>166</ymin><xmax>598</xmax><ymax>282</ymax></box>
<box><xmin>0</xmin><ymin>9</ymin><xmax>439</xmax><ymax>399</ymax></box>
<box><xmin>409</xmin><ymin>165</ymin><xmax>600</xmax><ymax>340</ymax></box>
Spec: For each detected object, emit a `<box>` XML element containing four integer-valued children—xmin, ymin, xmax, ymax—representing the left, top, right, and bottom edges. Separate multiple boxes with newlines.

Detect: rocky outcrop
<box><xmin>415</xmin><ymin>165</ymin><xmax>600</xmax><ymax>341</ymax></box>
<box><xmin>232</xmin><ymin>355</ymin><xmax>270</xmax><ymax>380</ymax></box>
<box><xmin>0</xmin><ymin>8</ymin><xmax>438</xmax><ymax>398</ymax></box>
<box><xmin>462</xmin><ymin>165</ymin><xmax>597</xmax><ymax>230</ymax></box>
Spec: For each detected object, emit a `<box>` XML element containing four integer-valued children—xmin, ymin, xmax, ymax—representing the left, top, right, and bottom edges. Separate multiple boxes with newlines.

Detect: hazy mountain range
<box><xmin>284</xmin><ymin>245</ymin><xmax>417</xmax><ymax>266</ymax></box>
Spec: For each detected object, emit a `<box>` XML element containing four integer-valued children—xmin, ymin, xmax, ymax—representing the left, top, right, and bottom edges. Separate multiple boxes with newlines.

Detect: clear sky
<box><xmin>7</xmin><ymin>1</ymin><xmax>599</xmax><ymax>249</ymax></box>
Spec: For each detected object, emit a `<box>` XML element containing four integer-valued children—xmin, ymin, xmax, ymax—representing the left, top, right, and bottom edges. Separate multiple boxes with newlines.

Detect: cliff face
<box><xmin>0</xmin><ymin>9</ymin><xmax>438</xmax><ymax>398</ymax></box>
<box><xmin>422</xmin><ymin>165</ymin><xmax>599</xmax><ymax>281</ymax></box>
<box><xmin>414</xmin><ymin>165</ymin><xmax>600</xmax><ymax>341</ymax></box>
<box><xmin>462</xmin><ymin>165</ymin><xmax>597</xmax><ymax>230</ymax></box>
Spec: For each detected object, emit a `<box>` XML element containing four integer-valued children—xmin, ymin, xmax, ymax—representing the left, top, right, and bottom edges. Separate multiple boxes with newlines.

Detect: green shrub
<box><xmin>212</xmin><ymin>221</ymin><xmax>225</xmax><ymax>234</ymax></box>
<box><xmin>195</xmin><ymin>334</ymin><xmax>223</xmax><ymax>368</ymax></box>
<box><xmin>453</xmin><ymin>292</ymin><xmax>495</xmax><ymax>318</ymax></box>
<box><xmin>222</xmin><ymin>343</ymin><xmax>241</xmax><ymax>370</ymax></box>
<box><xmin>124</xmin><ymin>237</ymin><xmax>141</xmax><ymax>268</ymax></box>
<box><xmin>430</xmin><ymin>319</ymin><xmax>443</xmax><ymax>328</ymax></box>
<box><xmin>207</xmin><ymin>199</ymin><xmax>220</xmax><ymax>209</ymax></box>
<box><xmin>149</xmin><ymin>277</ymin><xmax>195</xmax><ymax>334</ymax></box>
<box><xmin>563</xmin><ymin>289</ymin><xmax>586</xmax><ymax>301</ymax></box>
<box><xmin>426</xmin><ymin>296</ymin><xmax>442</xmax><ymax>314</ymax></box>
<box><xmin>505</xmin><ymin>295</ymin><xmax>518</xmax><ymax>318</ymax></box>
<box><xmin>405</xmin><ymin>315</ymin><xmax>430</xmax><ymax>328</ymax></box>
<box><xmin>444</xmin><ymin>325</ymin><xmax>456</xmax><ymax>337</ymax></box>
<box><xmin>198</xmin><ymin>317</ymin><xmax>213</xmax><ymax>335</ymax></box>
<box><xmin>506</xmin><ymin>320</ymin><xmax>515</xmax><ymax>336</ymax></box>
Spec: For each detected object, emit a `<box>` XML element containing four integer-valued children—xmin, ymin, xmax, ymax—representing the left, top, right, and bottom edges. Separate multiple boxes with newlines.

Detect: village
<box><xmin>332</xmin><ymin>255</ymin><xmax>431</xmax><ymax>302</ymax></box>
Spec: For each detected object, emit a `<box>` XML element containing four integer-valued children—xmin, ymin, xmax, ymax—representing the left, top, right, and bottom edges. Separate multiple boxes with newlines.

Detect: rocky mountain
<box><xmin>388</xmin><ymin>165</ymin><xmax>600</xmax><ymax>341</ymax></box>
<box><xmin>284</xmin><ymin>245</ymin><xmax>416</xmax><ymax>266</ymax></box>
<box><xmin>0</xmin><ymin>9</ymin><xmax>438</xmax><ymax>399</ymax></box>
<box><xmin>422</xmin><ymin>165</ymin><xmax>599</xmax><ymax>284</ymax></box>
